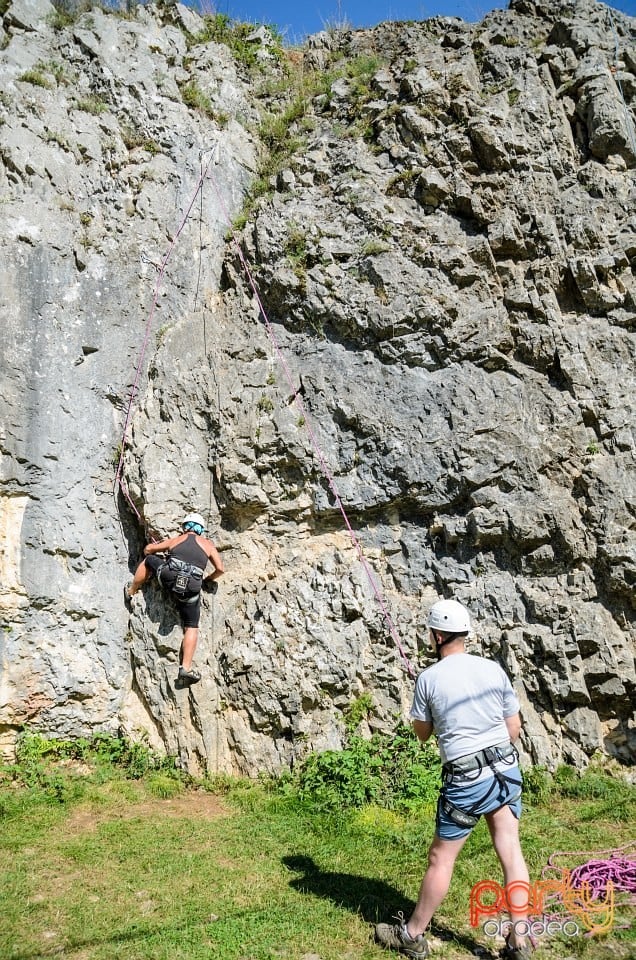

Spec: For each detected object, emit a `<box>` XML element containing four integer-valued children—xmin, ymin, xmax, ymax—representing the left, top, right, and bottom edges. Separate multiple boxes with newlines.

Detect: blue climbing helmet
<box><xmin>182</xmin><ymin>512</ymin><xmax>206</xmax><ymax>535</ymax></box>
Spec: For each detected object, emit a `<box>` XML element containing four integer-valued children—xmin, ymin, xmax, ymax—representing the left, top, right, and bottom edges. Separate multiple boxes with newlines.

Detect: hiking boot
<box><xmin>375</xmin><ymin>917</ymin><xmax>429</xmax><ymax>958</ymax></box>
<box><xmin>502</xmin><ymin>935</ymin><xmax>533</xmax><ymax>960</ymax></box>
<box><xmin>175</xmin><ymin>667</ymin><xmax>201</xmax><ymax>690</ymax></box>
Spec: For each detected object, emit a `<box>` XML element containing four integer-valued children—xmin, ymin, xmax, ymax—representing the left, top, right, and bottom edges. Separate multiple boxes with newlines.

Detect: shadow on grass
<box><xmin>283</xmin><ymin>853</ymin><xmax>415</xmax><ymax>923</ymax></box>
<box><xmin>282</xmin><ymin>854</ymin><xmax>491</xmax><ymax>955</ymax></box>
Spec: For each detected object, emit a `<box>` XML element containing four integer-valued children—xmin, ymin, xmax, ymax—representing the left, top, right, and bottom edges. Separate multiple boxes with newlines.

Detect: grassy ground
<box><xmin>0</xmin><ymin>744</ymin><xmax>633</xmax><ymax>960</ymax></box>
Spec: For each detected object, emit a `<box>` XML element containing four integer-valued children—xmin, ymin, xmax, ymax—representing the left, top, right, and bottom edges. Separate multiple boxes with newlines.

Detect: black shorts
<box><xmin>144</xmin><ymin>556</ymin><xmax>202</xmax><ymax>629</ymax></box>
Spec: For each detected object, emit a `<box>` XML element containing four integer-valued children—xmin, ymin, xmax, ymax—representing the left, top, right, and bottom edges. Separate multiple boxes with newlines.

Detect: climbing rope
<box><xmin>543</xmin><ymin>841</ymin><xmax>636</xmax><ymax>899</ymax></box>
<box><xmin>541</xmin><ymin>841</ymin><xmax>636</xmax><ymax>931</ymax></box>
<box><xmin>204</xmin><ymin>156</ymin><xmax>416</xmax><ymax>678</ymax></box>
<box><xmin>113</xmin><ymin>144</ymin><xmax>219</xmax><ymax>530</ymax></box>
<box><xmin>113</xmin><ymin>139</ymin><xmax>415</xmax><ymax>678</ymax></box>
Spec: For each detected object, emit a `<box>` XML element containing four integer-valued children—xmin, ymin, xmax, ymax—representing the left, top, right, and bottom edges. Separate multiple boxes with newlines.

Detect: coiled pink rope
<box><xmin>543</xmin><ymin>841</ymin><xmax>636</xmax><ymax>899</ymax></box>
<box><xmin>569</xmin><ymin>855</ymin><xmax>636</xmax><ymax>900</ymax></box>
<box><xmin>541</xmin><ymin>842</ymin><xmax>636</xmax><ymax>932</ymax></box>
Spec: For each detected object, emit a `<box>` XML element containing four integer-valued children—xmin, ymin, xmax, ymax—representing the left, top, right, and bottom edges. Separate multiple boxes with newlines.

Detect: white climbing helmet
<box><xmin>182</xmin><ymin>512</ymin><xmax>206</xmax><ymax>532</ymax></box>
<box><xmin>427</xmin><ymin>598</ymin><xmax>471</xmax><ymax>634</ymax></box>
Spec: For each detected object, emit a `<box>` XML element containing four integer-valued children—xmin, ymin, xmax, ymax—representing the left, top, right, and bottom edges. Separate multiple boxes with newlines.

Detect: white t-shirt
<box><xmin>410</xmin><ymin>653</ymin><xmax>520</xmax><ymax>764</ymax></box>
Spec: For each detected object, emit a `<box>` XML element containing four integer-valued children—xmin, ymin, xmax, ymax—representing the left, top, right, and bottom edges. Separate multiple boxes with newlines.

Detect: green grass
<box><xmin>0</xmin><ymin>735</ymin><xmax>633</xmax><ymax>960</ymax></box>
<box><xmin>179</xmin><ymin>80</ymin><xmax>227</xmax><ymax>123</ymax></box>
<box><xmin>75</xmin><ymin>95</ymin><xmax>109</xmax><ymax>115</ymax></box>
<box><xmin>192</xmin><ymin>13</ymin><xmax>283</xmax><ymax>68</ymax></box>
<box><xmin>17</xmin><ymin>68</ymin><xmax>52</xmax><ymax>88</ymax></box>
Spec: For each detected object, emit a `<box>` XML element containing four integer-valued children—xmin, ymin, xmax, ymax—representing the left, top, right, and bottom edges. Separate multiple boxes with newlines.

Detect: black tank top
<box><xmin>170</xmin><ymin>533</ymin><xmax>208</xmax><ymax>568</ymax></box>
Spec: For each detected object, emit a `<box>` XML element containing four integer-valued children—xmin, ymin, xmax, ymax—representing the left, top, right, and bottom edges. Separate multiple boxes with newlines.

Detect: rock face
<box><xmin>1</xmin><ymin>0</ymin><xmax>634</xmax><ymax>773</ymax></box>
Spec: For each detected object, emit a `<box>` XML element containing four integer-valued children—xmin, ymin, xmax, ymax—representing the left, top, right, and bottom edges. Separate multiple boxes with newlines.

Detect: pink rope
<box><xmin>205</xmin><ymin>164</ymin><xmax>416</xmax><ymax>677</ymax></box>
<box><xmin>114</xmin><ymin>150</ymin><xmax>218</xmax><ymax>532</ymax></box>
<box><xmin>569</xmin><ymin>856</ymin><xmax>636</xmax><ymax>898</ymax></box>
<box><xmin>541</xmin><ymin>842</ymin><xmax>636</xmax><ymax>933</ymax></box>
<box><xmin>543</xmin><ymin>842</ymin><xmax>636</xmax><ymax>899</ymax></box>
<box><xmin>113</xmin><ymin>142</ymin><xmax>415</xmax><ymax>678</ymax></box>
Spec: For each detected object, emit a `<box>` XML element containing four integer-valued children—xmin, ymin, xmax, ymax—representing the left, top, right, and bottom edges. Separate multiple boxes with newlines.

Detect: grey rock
<box><xmin>3</xmin><ymin>0</ymin><xmax>55</xmax><ymax>32</ymax></box>
<box><xmin>173</xmin><ymin>2</ymin><xmax>204</xmax><ymax>38</ymax></box>
<box><xmin>563</xmin><ymin>706</ymin><xmax>604</xmax><ymax>753</ymax></box>
<box><xmin>468</xmin><ymin>121</ymin><xmax>510</xmax><ymax>171</ymax></box>
<box><xmin>415</xmin><ymin>167</ymin><xmax>450</xmax><ymax>207</ymax></box>
<box><xmin>0</xmin><ymin>0</ymin><xmax>634</xmax><ymax>776</ymax></box>
<box><xmin>246</xmin><ymin>25</ymin><xmax>275</xmax><ymax>46</ymax></box>
<box><xmin>575</xmin><ymin>64</ymin><xmax>636</xmax><ymax>165</ymax></box>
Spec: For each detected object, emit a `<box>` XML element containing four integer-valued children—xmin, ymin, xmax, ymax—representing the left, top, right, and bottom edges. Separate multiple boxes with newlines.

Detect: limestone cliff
<box><xmin>1</xmin><ymin>0</ymin><xmax>634</xmax><ymax>774</ymax></box>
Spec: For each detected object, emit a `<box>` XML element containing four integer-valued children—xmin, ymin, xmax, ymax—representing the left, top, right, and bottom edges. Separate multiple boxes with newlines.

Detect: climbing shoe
<box><xmin>123</xmin><ymin>584</ymin><xmax>134</xmax><ymax>609</ymax></box>
<box><xmin>375</xmin><ymin>916</ymin><xmax>429</xmax><ymax>958</ymax></box>
<box><xmin>175</xmin><ymin>667</ymin><xmax>201</xmax><ymax>690</ymax></box>
<box><xmin>502</xmin><ymin>935</ymin><xmax>533</xmax><ymax>960</ymax></box>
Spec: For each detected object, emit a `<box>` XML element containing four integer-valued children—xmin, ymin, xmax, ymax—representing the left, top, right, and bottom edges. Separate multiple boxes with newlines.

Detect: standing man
<box><xmin>124</xmin><ymin>512</ymin><xmax>224</xmax><ymax>689</ymax></box>
<box><xmin>376</xmin><ymin>599</ymin><xmax>531</xmax><ymax>960</ymax></box>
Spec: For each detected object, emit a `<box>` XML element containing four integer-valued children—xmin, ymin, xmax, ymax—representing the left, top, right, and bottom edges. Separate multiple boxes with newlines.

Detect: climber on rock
<box><xmin>124</xmin><ymin>513</ymin><xmax>224</xmax><ymax>689</ymax></box>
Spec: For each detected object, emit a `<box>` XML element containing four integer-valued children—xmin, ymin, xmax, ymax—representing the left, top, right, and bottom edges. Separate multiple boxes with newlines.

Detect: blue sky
<box><xmin>196</xmin><ymin>0</ymin><xmax>636</xmax><ymax>42</ymax></box>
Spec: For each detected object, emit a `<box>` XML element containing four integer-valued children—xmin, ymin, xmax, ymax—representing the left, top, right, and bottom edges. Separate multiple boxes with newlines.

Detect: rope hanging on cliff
<box><xmin>113</xmin><ymin>145</ymin><xmax>219</xmax><ymax>529</ymax></box>
<box><xmin>204</xmin><ymin>148</ymin><xmax>416</xmax><ymax>678</ymax></box>
<box><xmin>114</xmin><ymin>135</ymin><xmax>415</xmax><ymax>678</ymax></box>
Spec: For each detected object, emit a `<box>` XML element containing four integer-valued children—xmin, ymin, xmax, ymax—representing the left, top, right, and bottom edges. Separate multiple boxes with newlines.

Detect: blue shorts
<box><xmin>436</xmin><ymin>766</ymin><xmax>523</xmax><ymax>840</ymax></box>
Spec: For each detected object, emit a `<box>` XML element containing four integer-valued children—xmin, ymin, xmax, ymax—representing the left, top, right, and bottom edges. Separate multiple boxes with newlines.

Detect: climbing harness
<box><xmin>443</xmin><ymin>741</ymin><xmax>517</xmax><ymax>776</ymax></box>
<box><xmin>440</xmin><ymin>742</ymin><xmax>521</xmax><ymax>828</ymax></box>
<box><xmin>157</xmin><ymin>556</ymin><xmax>205</xmax><ymax>601</ymax></box>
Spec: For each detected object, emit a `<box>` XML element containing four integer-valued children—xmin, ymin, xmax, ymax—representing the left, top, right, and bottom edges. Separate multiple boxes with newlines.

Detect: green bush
<box><xmin>120</xmin><ymin>124</ymin><xmax>161</xmax><ymax>153</ymax></box>
<box><xmin>297</xmin><ymin>737</ymin><xmax>383</xmax><ymax>808</ymax></box>
<box><xmin>5</xmin><ymin>730</ymin><xmax>180</xmax><ymax>800</ymax></box>
<box><xmin>284</xmin><ymin>222</ymin><xmax>308</xmax><ymax>269</ymax></box>
<box><xmin>75</xmin><ymin>95</ymin><xmax>108</xmax><ymax>115</ymax></box>
<box><xmin>343</xmin><ymin>693</ymin><xmax>373</xmax><ymax>735</ymax></box>
<box><xmin>180</xmin><ymin>80</ymin><xmax>214</xmax><ymax>116</ymax></box>
<box><xmin>259</xmin><ymin>96</ymin><xmax>307</xmax><ymax>152</ymax></box>
<box><xmin>18</xmin><ymin>67</ymin><xmax>53</xmax><ymax>88</ymax></box>
<box><xmin>346</xmin><ymin>54</ymin><xmax>383</xmax><ymax>101</ymax></box>
<box><xmin>147</xmin><ymin>772</ymin><xmax>183</xmax><ymax>799</ymax></box>
<box><xmin>293</xmin><ymin>722</ymin><xmax>441</xmax><ymax>811</ymax></box>
<box><xmin>556</xmin><ymin>765</ymin><xmax>633</xmax><ymax>803</ymax></box>
<box><xmin>193</xmin><ymin>14</ymin><xmax>283</xmax><ymax>69</ymax></box>
<box><xmin>522</xmin><ymin>763</ymin><xmax>634</xmax><ymax>820</ymax></box>
<box><xmin>288</xmin><ymin>717</ymin><xmax>635</xmax><ymax>823</ymax></box>
<box><xmin>521</xmin><ymin>765</ymin><xmax>552</xmax><ymax>803</ymax></box>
